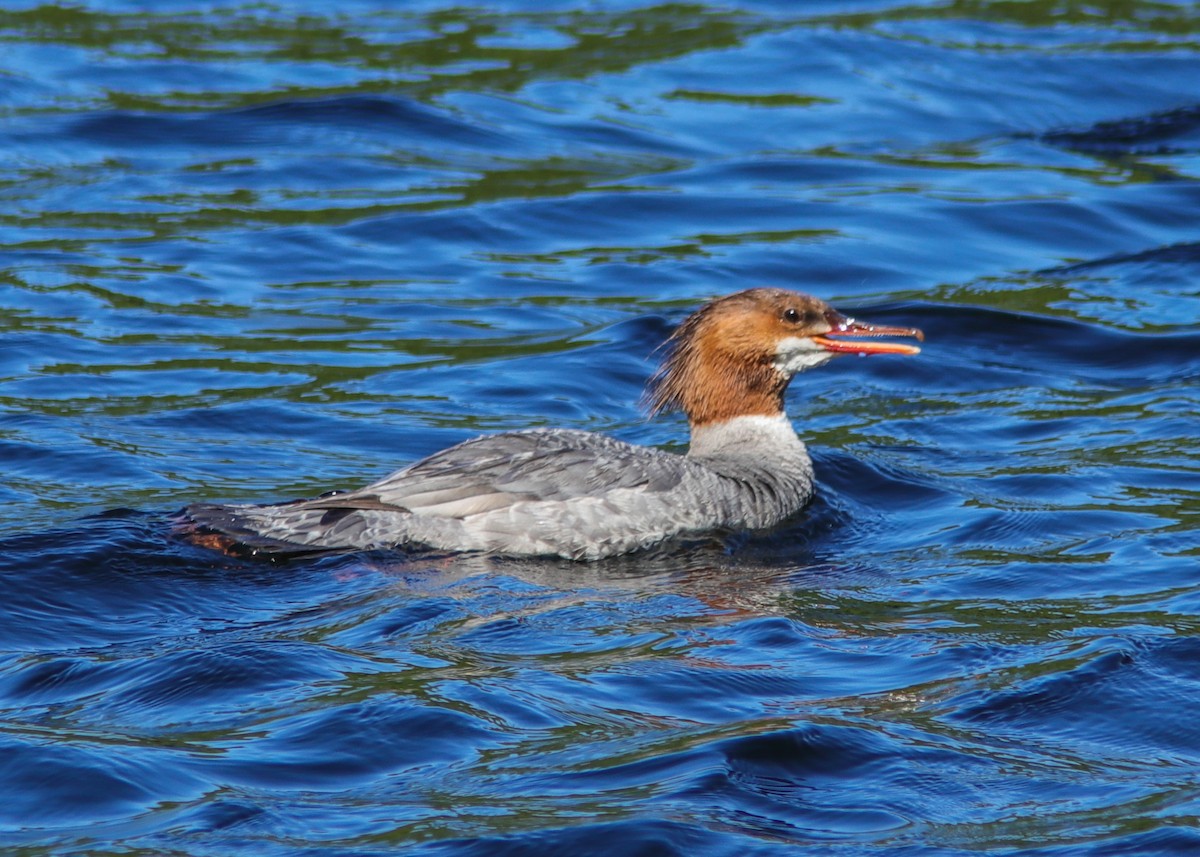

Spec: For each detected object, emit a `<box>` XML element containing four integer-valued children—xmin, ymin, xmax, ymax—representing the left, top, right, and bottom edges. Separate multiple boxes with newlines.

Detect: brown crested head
<box><xmin>646</xmin><ymin>288</ymin><xmax>831</xmax><ymax>427</ymax></box>
<box><xmin>646</xmin><ymin>288</ymin><xmax>923</xmax><ymax>428</ymax></box>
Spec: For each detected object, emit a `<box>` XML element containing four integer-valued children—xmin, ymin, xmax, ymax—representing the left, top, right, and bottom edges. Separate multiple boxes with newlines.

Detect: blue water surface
<box><xmin>2</xmin><ymin>1</ymin><xmax>1199</xmax><ymax>854</ymax></box>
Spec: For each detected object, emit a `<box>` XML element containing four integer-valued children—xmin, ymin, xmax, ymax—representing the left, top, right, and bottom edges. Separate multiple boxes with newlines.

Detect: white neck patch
<box><xmin>689</xmin><ymin>413</ymin><xmax>805</xmax><ymax>458</ymax></box>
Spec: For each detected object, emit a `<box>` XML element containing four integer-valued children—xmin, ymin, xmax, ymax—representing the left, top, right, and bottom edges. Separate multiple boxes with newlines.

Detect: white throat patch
<box><xmin>772</xmin><ymin>335</ymin><xmax>836</xmax><ymax>375</ymax></box>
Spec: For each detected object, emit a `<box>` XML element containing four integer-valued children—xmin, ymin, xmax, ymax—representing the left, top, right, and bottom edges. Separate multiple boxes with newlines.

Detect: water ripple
<box><xmin>2</xmin><ymin>1</ymin><xmax>1200</xmax><ymax>854</ymax></box>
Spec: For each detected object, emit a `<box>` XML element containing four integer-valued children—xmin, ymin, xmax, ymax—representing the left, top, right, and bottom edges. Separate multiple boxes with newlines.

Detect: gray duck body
<box><xmin>186</xmin><ymin>416</ymin><xmax>814</xmax><ymax>561</ymax></box>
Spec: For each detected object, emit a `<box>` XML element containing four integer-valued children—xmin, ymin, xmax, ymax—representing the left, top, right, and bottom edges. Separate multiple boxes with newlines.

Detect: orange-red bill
<box><xmin>812</xmin><ymin>317</ymin><xmax>924</xmax><ymax>356</ymax></box>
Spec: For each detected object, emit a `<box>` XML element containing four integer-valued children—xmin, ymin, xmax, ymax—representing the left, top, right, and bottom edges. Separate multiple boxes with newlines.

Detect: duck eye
<box><xmin>783</xmin><ymin>307</ymin><xmax>801</xmax><ymax>323</ymax></box>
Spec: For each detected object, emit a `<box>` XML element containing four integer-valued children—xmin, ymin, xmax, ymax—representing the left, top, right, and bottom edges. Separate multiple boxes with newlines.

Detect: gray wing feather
<box><xmin>365</xmin><ymin>429</ymin><xmax>682</xmax><ymax>504</ymax></box>
<box><xmin>186</xmin><ymin>429</ymin><xmax>701</xmax><ymax>557</ymax></box>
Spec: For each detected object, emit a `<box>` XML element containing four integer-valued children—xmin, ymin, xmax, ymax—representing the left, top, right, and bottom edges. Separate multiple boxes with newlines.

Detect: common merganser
<box><xmin>185</xmin><ymin>288</ymin><xmax>922</xmax><ymax>560</ymax></box>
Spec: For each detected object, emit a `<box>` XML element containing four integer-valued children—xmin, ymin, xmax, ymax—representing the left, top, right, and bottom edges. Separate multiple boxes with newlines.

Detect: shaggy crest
<box><xmin>646</xmin><ymin>289</ymin><xmax>821</xmax><ymax>426</ymax></box>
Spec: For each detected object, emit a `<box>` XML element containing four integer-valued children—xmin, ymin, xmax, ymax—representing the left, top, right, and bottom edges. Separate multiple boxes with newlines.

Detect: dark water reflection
<box><xmin>2</xmin><ymin>1</ymin><xmax>1200</xmax><ymax>854</ymax></box>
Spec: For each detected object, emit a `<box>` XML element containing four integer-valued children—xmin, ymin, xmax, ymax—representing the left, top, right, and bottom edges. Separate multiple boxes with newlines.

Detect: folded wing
<box><xmin>186</xmin><ymin>429</ymin><xmax>700</xmax><ymax>558</ymax></box>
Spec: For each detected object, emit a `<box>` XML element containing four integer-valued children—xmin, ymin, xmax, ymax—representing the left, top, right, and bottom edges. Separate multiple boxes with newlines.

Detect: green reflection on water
<box><xmin>485</xmin><ymin>228</ymin><xmax>839</xmax><ymax>266</ymax></box>
<box><xmin>3</xmin><ymin>1</ymin><xmax>1193</xmax><ymax>119</ymax></box>
<box><xmin>665</xmin><ymin>89</ymin><xmax>835</xmax><ymax>107</ymax></box>
<box><xmin>0</xmin><ymin>152</ymin><xmax>692</xmax><ymax>250</ymax></box>
<box><xmin>1</xmin><ymin>4</ymin><xmax>763</xmax><ymax>113</ymax></box>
